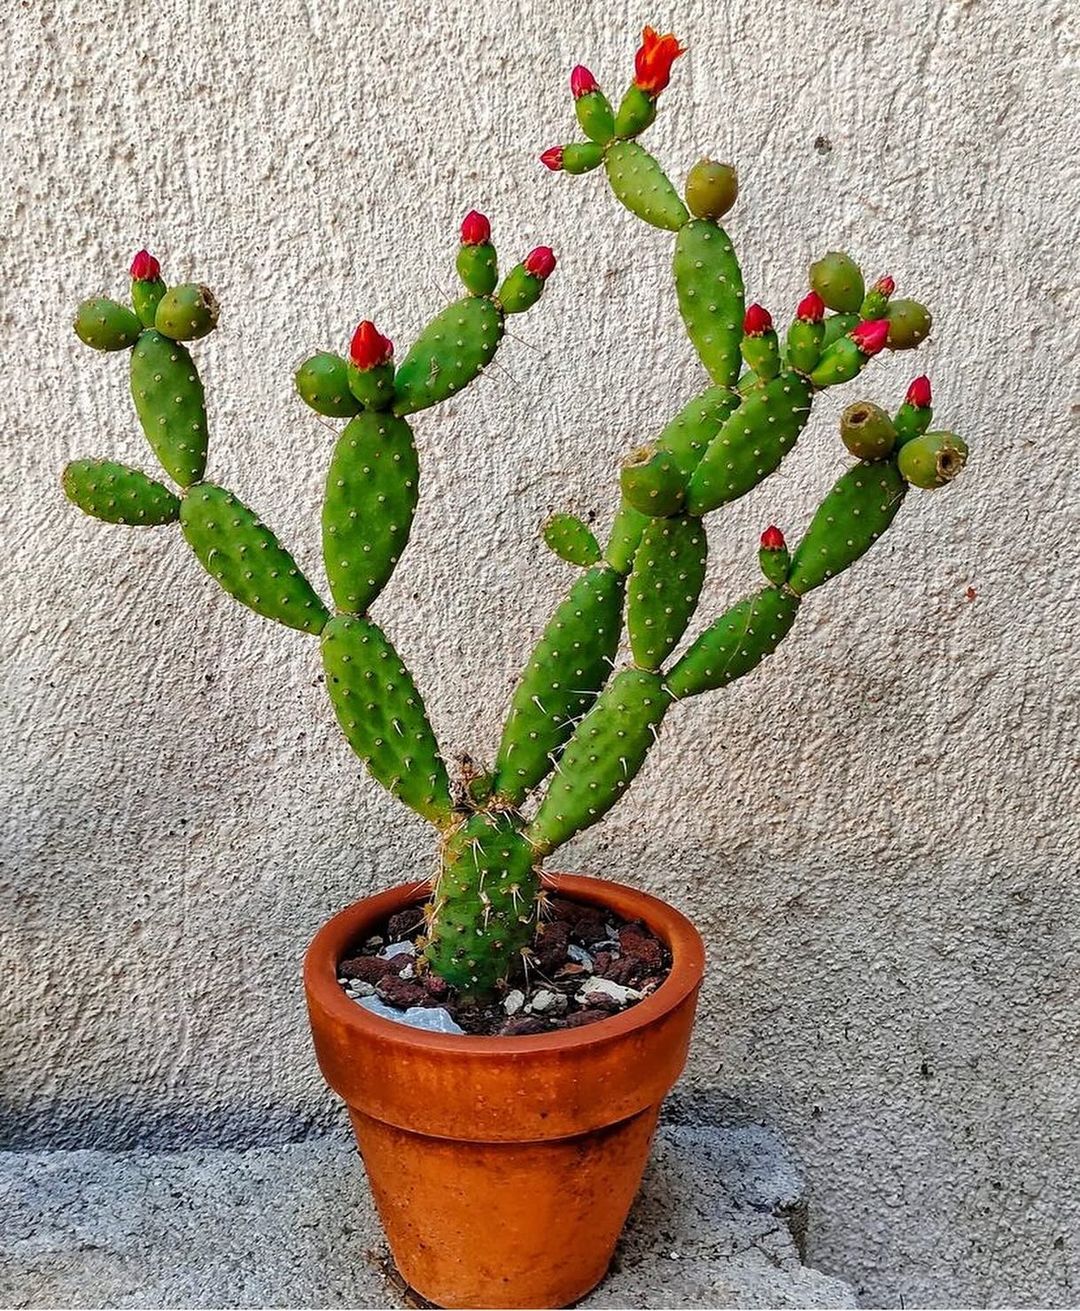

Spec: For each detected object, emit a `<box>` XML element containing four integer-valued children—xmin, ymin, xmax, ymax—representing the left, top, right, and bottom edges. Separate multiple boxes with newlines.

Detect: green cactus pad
<box><xmin>687</xmin><ymin>372</ymin><xmax>813</xmax><ymax>515</ymax></box>
<box><xmin>885</xmin><ymin>299</ymin><xmax>932</xmax><ymax>350</ymax></box>
<box><xmin>129</xmin><ymin>330</ymin><xmax>209</xmax><ymax>487</ymax></box>
<box><xmin>563</xmin><ymin>142</ymin><xmax>605</xmax><ymax>174</ymax></box>
<box><xmin>62</xmin><ymin>458</ymin><xmax>180</xmax><ymax>526</ymax></box>
<box><xmin>180</xmin><ymin>482</ymin><xmax>330</xmax><ymax>633</ymax></box>
<box><xmin>542</xmin><ymin>512</ymin><xmax>601</xmax><ymax>567</ymax></box>
<box><xmin>628</xmin><ymin>514</ymin><xmax>707</xmax><ymax>670</ymax></box>
<box><xmin>392</xmin><ymin>296</ymin><xmax>504</xmax><ymax>415</ymax></box>
<box><xmin>492</xmin><ymin>563</ymin><xmax>625</xmax><ymax>805</ymax></box>
<box><xmin>809</xmin><ymin>335</ymin><xmax>867</xmax><ymax>388</ymax></box>
<box><xmin>788</xmin><ymin>461</ymin><xmax>908</xmax><ymax>594</ymax></box>
<box><xmin>840</xmin><ymin>401</ymin><xmax>897</xmax><ymax>461</ymax></box>
<box><xmin>456</xmin><ymin>243</ymin><xmax>498</xmax><ymax>297</ymax></box>
<box><xmin>674</xmin><ymin>220</ymin><xmax>746</xmax><ymax>388</ymax></box>
<box><xmin>295</xmin><ymin>353</ymin><xmax>363</xmax><ymax>418</ymax></box>
<box><xmin>322</xmin><ymin>411</ymin><xmax>419</xmax><ymax>614</ymax></box>
<box><xmin>620</xmin><ymin>446</ymin><xmax>687</xmax><ymax>517</ymax></box>
<box><xmin>527</xmin><ymin>668</ymin><xmax>673</xmax><ymax>855</ymax></box>
<box><xmin>809</xmin><ymin>252</ymin><xmax>865</xmax><ymax>314</ymax></box>
<box><xmin>154</xmin><ymin>283</ymin><xmax>219</xmax><ymax>341</ymax></box>
<box><xmin>74</xmin><ymin>298</ymin><xmax>142</xmax><ymax>352</ymax></box>
<box><xmin>821</xmin><ymin>312</ymin><xmax>860</xmax><ymax>348</ymax></box>
<box><xmin>424</xmin><ymin>811</ymin><xmax>539</xmax><ymax>995</ymax></box>
<box><xmin>604</xmin><ymin>141</ymin><xmax>689</xmax><ymax>231</ymax></box>
<box><xmin>666</xmin><ymin>585</ymin><xmax>801</xmax><ymax>698</ymax></box>
<box><xmin>605</xmin><ymin>500</ymin><xmax>652</xmax><ymax>574</ymax></box>
<box><xmin>656</xmin><ymin>385</ymin><xmax>742</xmax><ymax>475</ymax></box>
<box><xmin>897</xmin><ymin>431</ymin><xmax>968</xmax><ymax>489</ymax></box>
<box><xmin>321</xmin><ymin>613</ymin><xmax>453</xmax><ymax>827</ymax></box>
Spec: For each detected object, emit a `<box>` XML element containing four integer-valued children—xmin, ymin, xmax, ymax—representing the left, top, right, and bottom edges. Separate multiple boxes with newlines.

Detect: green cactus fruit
<box><xmin>322</xmin><ymin>411</ymin><xmax>419</xmax><ymax>614</ymax></box>
<box><xmin>605</xmin><ymin>500</ymin><xmax>652</xmax><ymax>573</ymax></box>
<box><xmin>154</xmin><ymin>283</ymin><xmax>219</xmax><ymax>341</ymax></box>
<box><xmin>741</xmin><ymin>329</ymin><xmax>780</xmax><ymax>381</ymax></box>
<box><xmin>73</xmin><ymin>298</ymin><xmax>142</xmax><ymax>352</ymax></box>
<box><xmin>666</xmin><ymin>585</ymin><xmax>801</xmax><ymax>698</ymax></box>
<box><xmin>604</xmin><ymin>141</ymin><xmax>689</xmax><ymax>231</ymax></box>
<box><xmin>885</xmin><ymin>299</ymin><xmax>932</xmax><ymax>350</ymax></box>
<box><xmin>786</xmin><ymin>319</ymin><xmax>825</xmax><ymax>374</ymax></box>
<box><xmin>62</xmin><ymin>458</ymin><xmax>180</xmax><ymax>526</ymax></box>
<box><xmin>527</xmin><ymin>668</ymin><xmax>673</xmax><ymax>855</ymax></box>
<box><xmin>821</xmin><ymin>312</ymin><xmax>861</xmax><ymax>348</ymax></box>
<box><xmin>787</xmin><ymin>461</ymin><xmax>908</xmax><ymax>595</ymax></box>
<box><xmin>562</xmin><ymin>142</ymin><xmax>605</xmax><ymax>174</ymax></box>
<box><xmin>897</xmin><ymin>431</ymin><xmax>968</xmax><ymax>489</ymax></box>
<box><xmin>613</xmin><ymin>83</ymin><xmax>656</xmax><ymax>138</ymax></box>
<box><xmin>129</xmin><ymin>330</ymin><xmax>208</xmax><ymax>487</ymax></box>
<box><xmin>627</xmin><ymin>514</ymin><xmax>707</xmax><ymax>670</ymax></box>
<box><xmin>346</xmin><ymin>360</ymin><xmax>395</xmax><ymax>410</ymax></box>
<box><xmin>295</xmin><ymin>353</ymin><xmax>362</xmax><ymax>418</ymax></box>
<box><xmin>758</xmin><ymin>527</ymin><xmax>790</xmax><ymax>586</ymax></box>
<box><xmin>424</xmin><ymin>811</ymin><xmax>538</xmax><ymax>995</ymax></box>
<box><xmin>620</xmin><ymin>446</ymin><xmax>687</xmax><ymax>517</ymax></box>
<box><xmin>809</xmin><ymin>336</ymin><xmax>866</xmax><ymax>388</ymax></box>
<box><xmin>809</xmin><ymin>252</ymin><xmax>865</xmax><ymax>314</ymax></box>
<box><xmin>321</xmin><ymin>613</ymin><xmax>453</xmax><ymax>827</ymax></box>
<box><xmin>180</xmin><ymin>483</ymin><xmax>330</xmax><ymax>633</ymax></box>
<box><xmin>392</xmin><ymin>295</ymin><xmax>504</xmax><ymax>415</ymax></box>
<box><xmin>656</xmin><ymin>385</ymin><xmax>743</xmax><ymax>476</ymax></box>
<box><xmin>132</xmin><ymin>279</ymin><xmax>167</xmax><ymax>329</ymax></box>
<box><xmin>492</xmin><ymin>564</ymin><xmax>624</xmax><ymax>804</ymax></box>
<box><xmin>575</xmin><ymin>91</ymin><xmax>615</xmax><ymax>144</ymax></box>
<box><xmin>687</xmin><ymin>372</ymin><xmax>814</xmax><ymax>516</ymax></box>
<box><xmin>894</xmin><ymin>402</ymin><xmax>933</xmax><ymax>445</ymax></box>
<box><xmin>859</xmin><ymin>279</ymin><xmax>894</xmax><ymax>322</ymax></box>
<box><xmin>456</xmin><ymin>243</ymin><xmax>498</xmax><ymax>297</ymax></box>
<box><xmin>673</xmin><ymin>220</ymin><xmax>746</xmax><ymax>388</ymax></box>
<box><xmin>542</xmin><ymin>512</ymin><xmax>601</xmax><ymax>567</ymax></box>
<box><xmin>840</xmin><ymin>402</ymin><xmax>897</xmax><ymax>461</ymax></box>
<box><xmin>684</xmin><ymin>159</ymin><xmax>738</xmax><ymax>221</ymax></box>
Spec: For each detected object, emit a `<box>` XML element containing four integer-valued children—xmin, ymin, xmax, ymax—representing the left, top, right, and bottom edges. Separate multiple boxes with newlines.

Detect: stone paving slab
<box><xmin>0</xmin><ymin>1125</ymin><xmax>856</xmax><ymax>1309</ymax></box>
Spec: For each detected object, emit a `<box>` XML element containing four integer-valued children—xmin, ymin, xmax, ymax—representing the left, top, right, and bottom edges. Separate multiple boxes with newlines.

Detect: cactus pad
<box><xmin>674</xmin><ymin>220</ymin><xmax>746</xmax><ymax>388</ymax></box>
<box><xmin>322</xmin><ymin>412</ymin><xmax>419</xmax><ymax>614</ymax></box>
<box><xmin>74</xmin><ymin>298</ymin><xmax>142</xmax><ymax>352</ymax></box>
<box><xmin>527</xmin><ymin>667</ymin><xmax>673</xmax><ymax>854</ymax></box>
<box><xmin>687</xmin><ymin>372</ymin><xmax>813</xmax><ymax>515</ymax></box>
<box><xmin>788</xmin><ymin>461</ymin><xmax>908</xmax><ymax>594</ymax></box>
<box><xmin>604</xmin><ymin>141</ymin><xmax>689</xmax><ymax>230</ymax></box>
<box><xmin>493</xmin><ymin>563</ymin><xmax>624</xmax><ymax>804</ymax></box>
<box><xmin>392</xmin><ymin>296</ymin><xmax>504</xmax><ymax>415</ymax></box>
<box><xmin>628</xmin><ymin>514</ymin><xmax>707</xmax><ymax>669</ymax></box>
<box><xmin>129</xmin><ymin>330</ymin><xmax>209</xmax><ymax>487</ymax></box>
<box><xmin>667</xmin><ymin>585</ymin><xmax>801</xmax><ymax>698</ymax></box>
<box><xmin>295</xmin><ymin>353</ymin><xmax>363</xmax><ymax>418</ymax></box>
<box><xmin>542</xmin><ymin>512</ymin><xmax>602</xmax><ymax>567</ymax></box>
<box><xmin>656</xmin><ymin>385</ymin><xmax>742</xmax><ymax>475</ymax></box>
<box><xmin>321</xmin><ymin>613</ymin><xmax>453</xmax><ymax>827</ymax></box>
<box><xmin>180</xmin><ymin>483</ymin><xmax>330</xmax><ymax>633</ymax></box>
<box><xmin>154</xmin><ymin>283</ymin><xmax>219</xmax><ymax>341</ymax></box>
<box><xmin>62</xmin><ymin>459</ymin><xmax>180</xmax><ymax>526</ymax></box>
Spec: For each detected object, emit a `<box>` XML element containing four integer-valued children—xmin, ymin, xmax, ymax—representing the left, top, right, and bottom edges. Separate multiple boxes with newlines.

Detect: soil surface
<box><xmin>337</xmin><ymin>894</ymin><xmax>672</xmax><ymax>1036</ymax></box>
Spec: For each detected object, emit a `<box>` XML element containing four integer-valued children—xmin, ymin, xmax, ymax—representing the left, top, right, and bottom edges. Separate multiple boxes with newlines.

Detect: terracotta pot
<box><xmin>304</xmin><ymin>873</ymin><xmax>704</xmax><ymax>1310</ymax></box>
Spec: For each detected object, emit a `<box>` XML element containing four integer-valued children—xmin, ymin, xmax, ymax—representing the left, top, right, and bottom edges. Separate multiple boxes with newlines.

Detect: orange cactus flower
<box><xmin>633</xmin><ymin>26</ymin><xmax>685</xmax><ymax>95</ymax></box>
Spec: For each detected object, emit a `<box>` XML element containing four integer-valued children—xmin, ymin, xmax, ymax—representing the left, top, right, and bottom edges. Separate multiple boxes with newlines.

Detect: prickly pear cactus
<box><xmin>64</xmin><ymin>26</ymin><xmax>968</xmax><ymax>1006</ymax></box>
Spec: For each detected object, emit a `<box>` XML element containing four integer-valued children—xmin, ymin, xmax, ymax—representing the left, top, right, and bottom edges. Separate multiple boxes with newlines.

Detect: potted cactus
<box><xmin>63</xmin><ymin>25</ymin><xmax>967</xmax><ymax>1311</ymax></box>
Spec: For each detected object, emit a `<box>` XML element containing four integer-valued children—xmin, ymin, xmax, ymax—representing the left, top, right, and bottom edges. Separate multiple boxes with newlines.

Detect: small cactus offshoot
<box><xmin>62</xmin><ymin>28</ymin><xmax>969</xmax><ymax>1003</ymax></box>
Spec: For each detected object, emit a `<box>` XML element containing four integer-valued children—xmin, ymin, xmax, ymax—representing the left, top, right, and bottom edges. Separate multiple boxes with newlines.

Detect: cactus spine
<box><xmin>64</xmin><ymin>28</ymin><xmax>968</xmax><ymax>1005</ymax></box>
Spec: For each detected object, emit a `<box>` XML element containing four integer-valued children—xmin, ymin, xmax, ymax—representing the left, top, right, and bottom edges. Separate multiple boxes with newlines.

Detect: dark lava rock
<box><xmin>376</xmin><ymin>975</ymin><xmax>430</xmax><ymax>1009</ymax></box>
<box><xmin>339</xmin><ymin>955</ymin><xmax>399</xmax><ymax>984</ymax></box>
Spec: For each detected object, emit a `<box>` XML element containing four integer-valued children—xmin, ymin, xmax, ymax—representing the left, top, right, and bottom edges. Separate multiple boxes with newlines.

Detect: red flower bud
<box><xmin>570</xmin><ymin>65</ymin><xmax>599</xmax><ymax>99</ymax></box>
<box><xmin>743</xmin><ymin>303</ymin><xmax>773</xmax><ymax>336</ymax></box>
<box><xmin>906</xmin><ymin>375</ymin><xmax>932</xmax><ymax>408</ymax></box>
<box><xmin>796</xmin><ymin>290</ymin><xmax>825</xmax><ymax>323</ymax></box>
<box><xmin>460</xmin><ymin>210</ymin><xmax>491</xmax><ymax>246</ymax></box>
<box><xmin>524</xmin><ymin>247</ymin><xmax>556</xmax><ymax>280</ymax></box>
<box><xmin>850</xmin><ymin>319</ymin><xmax>889</xmax><ymax>356</ymax></box>
<box><xmin>130</xmin><ymin>249</ymin><xmax>161</xmax><ymax>281</ymax></box>
<box><xmin>873</xmin><ymin>275</ymin><xmax>896</xmax><ymax>297</ymax></box>
<box><xmin>349</xmin><ymin>320</ymin><xmax>393</xmax><ymax>371</ymax></box>
<box><xmin>540</xmin><ymin>146</ymin><xmax>565</xmax><ymax>172</ymax></box>
<box><xmin>760</xmin><ymin>525</ymin><xmax>786</xmax><ymax>551</ymax></box>
<box><xmin>633</xmin><ymin>26</ymin><xmax>685</xmax><ymax>95</ymax></box>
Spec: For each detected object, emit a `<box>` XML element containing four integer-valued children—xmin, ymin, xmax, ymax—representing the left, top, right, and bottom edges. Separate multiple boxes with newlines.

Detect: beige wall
<box><xmin>2</xmin><ymin>0</ymin><xmax>1077</xmax><ymax>1304</ymax></box>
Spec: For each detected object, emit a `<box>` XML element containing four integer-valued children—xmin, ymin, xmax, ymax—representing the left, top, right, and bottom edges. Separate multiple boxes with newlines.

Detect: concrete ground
<box><xmin>1</xmin><ymin>1124</ymin><xmax>855</xmax><ymax>1309</ymax></box>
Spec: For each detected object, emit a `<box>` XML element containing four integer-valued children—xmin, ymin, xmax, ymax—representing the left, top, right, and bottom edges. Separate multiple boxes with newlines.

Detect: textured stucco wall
<box><xmin>2</xmin><ymin>0</ymin><xmax>1077</xmax><ymax>1305</ymax></box>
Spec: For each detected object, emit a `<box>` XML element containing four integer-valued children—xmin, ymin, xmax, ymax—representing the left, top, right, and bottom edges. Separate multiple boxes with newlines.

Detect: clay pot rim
<box><xmin>304</xmin><ymin>872</ymin><xmax>705</xmax><ymax>1056</ymax></box>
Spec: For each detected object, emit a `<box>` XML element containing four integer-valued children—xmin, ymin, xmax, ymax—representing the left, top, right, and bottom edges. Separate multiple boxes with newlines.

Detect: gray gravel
<box><xmin>1</xmin><ymin>1124</ymin><xmax>856</xmax><ymax>1309</ymax></box>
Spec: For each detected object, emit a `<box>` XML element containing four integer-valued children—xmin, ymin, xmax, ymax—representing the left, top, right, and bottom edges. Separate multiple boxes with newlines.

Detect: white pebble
<box><xmin>503</xmin><ymin>989</ymin><xmax>526</xmax><ymax>1016</ymax></box>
